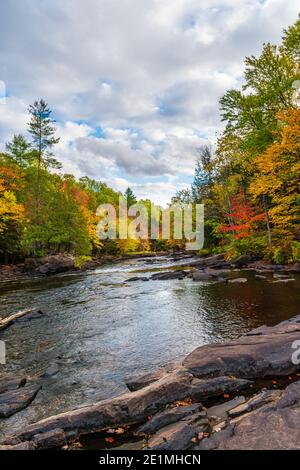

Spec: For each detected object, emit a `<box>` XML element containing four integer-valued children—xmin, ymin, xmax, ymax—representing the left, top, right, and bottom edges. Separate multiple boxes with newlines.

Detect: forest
<box><xmin>0</xmin><ymin>17</ymin><xmax>299</xmax><ymax>265</ymax></box>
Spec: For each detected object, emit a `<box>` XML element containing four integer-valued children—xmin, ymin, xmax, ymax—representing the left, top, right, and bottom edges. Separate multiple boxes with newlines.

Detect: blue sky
<box><xmin>0</xmin><ymin>0</ymin><xmax>298</xmax><ymax>205</ymax></box>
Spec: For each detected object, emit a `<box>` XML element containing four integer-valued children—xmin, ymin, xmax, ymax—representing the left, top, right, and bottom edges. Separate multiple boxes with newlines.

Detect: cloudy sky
<box><xmin>0</xmin><ymin>0</ymin><xmax>298</xmax><ymax>205</ymax></box>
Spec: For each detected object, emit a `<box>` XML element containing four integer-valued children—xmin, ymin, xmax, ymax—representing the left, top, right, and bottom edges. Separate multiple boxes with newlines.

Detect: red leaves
<box><xmin>218</xmin><ymin>190</ymin><xmax>264</xmax><ymax>239</ymax></box>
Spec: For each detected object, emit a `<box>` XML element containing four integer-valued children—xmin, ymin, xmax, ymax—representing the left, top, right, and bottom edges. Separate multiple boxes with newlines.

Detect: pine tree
<box><xmin>6</xmin><ymin>134</ymin><xmax>32</xmax><ymax>167</ymax></box>
<box><xmin>124</xmin><ymin>187</ymin><xmax>137</xmax><ymax>206</ymax></box>
<box><xmin>191</xmin><ymin>146</ymin><xmax>212</xmax><ymax>202</ymax></box>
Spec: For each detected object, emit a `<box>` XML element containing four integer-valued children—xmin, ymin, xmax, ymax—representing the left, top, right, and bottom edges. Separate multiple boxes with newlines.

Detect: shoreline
<box><xmin>1</xmin><ymin>252</ymin><xmax>299</xmax><ymax>283</ymax></box>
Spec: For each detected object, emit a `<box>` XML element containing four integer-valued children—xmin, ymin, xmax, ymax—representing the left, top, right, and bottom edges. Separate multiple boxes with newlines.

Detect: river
<box><xmin>0</xmin><ymin>255</ymin><xmax>299</xmax><ymax>436</ymax></box>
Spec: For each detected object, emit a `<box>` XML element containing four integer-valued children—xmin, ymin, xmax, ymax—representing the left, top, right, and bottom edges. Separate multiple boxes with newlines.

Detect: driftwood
<box><xmin>0</xmin><ymin>308</ymin><xmax>43</xmax><ymax>331</ymax></box>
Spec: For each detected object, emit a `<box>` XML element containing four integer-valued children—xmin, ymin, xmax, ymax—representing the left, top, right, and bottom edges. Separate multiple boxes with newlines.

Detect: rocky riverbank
<box><xmin>1</xmin><ymin>252</ymin><xmax>299</xmax><ymax>283</ymax></box>
<box><xmin>1</xmin><ymin>314</ymin><xmax>300</xmax><ymax>450</ymax></box>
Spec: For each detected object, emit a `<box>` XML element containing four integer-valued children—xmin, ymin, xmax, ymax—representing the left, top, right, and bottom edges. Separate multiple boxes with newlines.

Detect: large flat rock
<box><xmin>183</xmin><ymin>315</ymin><xmax>300</xmax><ymax>379</ymax></box>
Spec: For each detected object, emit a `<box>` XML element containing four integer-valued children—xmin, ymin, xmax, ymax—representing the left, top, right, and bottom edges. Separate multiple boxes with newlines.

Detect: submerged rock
<box><xmin>192</xmin><ymin>271</ymin><xmax>213</xmax><ymax>281</ymax></box>
<box><xmin>126</xmin><ymin>276</ymin><xmax>149</xmax><ymax>282</ymax></box>
<box><xmin>0</xmin><ymin>384</ymin><xmax>41</xmax><ymax>418</ymax></box>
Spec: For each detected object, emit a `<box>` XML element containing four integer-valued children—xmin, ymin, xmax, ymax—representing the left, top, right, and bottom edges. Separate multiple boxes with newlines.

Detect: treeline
<box><xmin>173</xmin><ymin>17</ymin><xmax>300</xmax><ymax>263</ymax></box>
<box><xmin>0</xmin><ymin>100</ymin><xmax>173</xmax><ymax>263</ymax></box>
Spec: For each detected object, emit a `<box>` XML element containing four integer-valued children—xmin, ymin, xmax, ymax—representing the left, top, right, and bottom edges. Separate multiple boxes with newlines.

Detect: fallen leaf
<box><xmin>105</xmin><ymin>437</ymin><xmax>114</xmax><ymax>444</ymax></box>
<box><xmin>191</xmin><ymin>437</ymin><xmax>198</xmax><ymax>443</ymax></box>
<box><xmin>223</xmin><ymin>394</ymin><xmax>230</xmax><ymax>399</ymax></box>
<box><xmin>115</xmin><ymin>428</ymin><xmax>125</xmax><ymax>435</ymax></box>
<box><xmin>272</xmin><ymin>380</ymin><xmax>277</xmax><ymax>385</ymax></box>
<box><xmin>106</xmin><ymin>428</ymin><xmax>115</xmax><ymax>434</ymax></box>
<box><xmin>174</xmin><ymin>398</ymin><xmax>193</xmax><ymax>407</ymax></box>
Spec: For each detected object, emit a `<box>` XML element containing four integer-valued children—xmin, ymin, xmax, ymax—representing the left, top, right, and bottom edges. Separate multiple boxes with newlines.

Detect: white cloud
<box><xmin>0</xmin><ymin>0</ymin><xmax>298</xmax><ymax>202</ymax></box>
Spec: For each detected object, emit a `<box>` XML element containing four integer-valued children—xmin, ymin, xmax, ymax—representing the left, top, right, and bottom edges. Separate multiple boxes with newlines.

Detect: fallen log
<box><xmin>0</xmin><ymin>308</ymin><xmax>43</xmax><ymax>331</ymax></box>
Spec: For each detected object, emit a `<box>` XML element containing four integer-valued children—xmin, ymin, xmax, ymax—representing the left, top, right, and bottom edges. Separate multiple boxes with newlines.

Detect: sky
<box><xmin>0</xmin><ymin>0</ymin><xmax>299</xmax><ymax>205</ymax></box>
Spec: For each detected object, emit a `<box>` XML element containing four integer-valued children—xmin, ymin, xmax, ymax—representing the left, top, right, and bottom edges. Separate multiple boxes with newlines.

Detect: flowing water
<box><xmin>0</xmin><ymin>255</ymin><xmax>299</xmax><ymax>436</ymax></box>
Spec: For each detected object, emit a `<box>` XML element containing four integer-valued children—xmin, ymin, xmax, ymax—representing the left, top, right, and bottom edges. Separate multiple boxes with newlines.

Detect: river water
<box><xmin>0</xmin><ymin>255</ymin><xmax>299</xmax><ymax>435</ymax></box>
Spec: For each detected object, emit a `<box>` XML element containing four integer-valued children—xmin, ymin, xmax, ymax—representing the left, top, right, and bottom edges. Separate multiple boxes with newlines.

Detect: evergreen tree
<box><xmin>124</xmin><ymin>187</ymin><xmax>137</xmax><ymax>206</ymax></box>
<box><xmin>191</xmin><ymin>146</ymin><xmax>212</xmax><ymax>202</ymax></box>
<box><xmin>6</xmin><ymin>134</ymin><xmax>32</xmax><ymax>167</ymax></box>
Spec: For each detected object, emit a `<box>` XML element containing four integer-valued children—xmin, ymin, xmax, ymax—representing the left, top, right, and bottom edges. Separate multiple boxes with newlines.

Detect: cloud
<box><xmin>0</xmin><ymin>0</ymin><xmax>298</xmax><ymax>202</ymax></box>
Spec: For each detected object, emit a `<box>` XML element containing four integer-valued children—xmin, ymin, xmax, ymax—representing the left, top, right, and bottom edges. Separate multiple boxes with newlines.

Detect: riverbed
<box><xmin>0</xmin><ymin>255</ymin><xmax>299</xmax><ymax>436</ymax></box>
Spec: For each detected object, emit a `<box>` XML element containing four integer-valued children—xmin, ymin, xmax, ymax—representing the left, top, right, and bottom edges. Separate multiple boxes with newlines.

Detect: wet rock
<box><xmin>0</xmin><ymin>384</ymin><xmax>41</xmax><ymax>418</ymax></box>
<box><xmin>255</xmin><ymin>274</ymin><xmax>267</xmax><ymax>281</ymax></box>
<box><xmin>126</xmin><ymin>363</ymin><xmax>178</xmax><ymax>391</ymax></box>
<box><xmin>195</xmin><ymin>425</ymin><xmax>234</xmax><ymax>450</ymax></box>
<box><xmin>12</xmin><ymin>372</ymin><xmax>250</xmax><ymax>446</ymax></box>
<box><xmin>188</xmin><ymin>254</ymin><xmax>230</xmax><ymax>270</ymax></box>
<box><xmin>0</xmin><ymin>376</ymin><xmax>26</xmax><ymax>394</ymax></box>
<box><xmin>136</xmin><ymin>403</ymin><xmax>202</xmax><ymax>435</ymax></box>
<box><xmin>285</xmin><ymin>263</ymin><xmax>300</xmax><ymax>273</ymax></box>
<box><xmin>146</xmin><ymin>412</ymin><xmax>209</xmax><ymax>450</ymax></box>
<box><xmin>228</xmin><ymin>389</ymin><xmax>280</xmax><ymax>418</ymax></box>
<box><xmin>35</xmin><ymin>254</ymin><xmax>76</xmax><ymax>275</ymax></box>
<box><xmin>151</xmin><ymin>270</ymin><xmax>187</xmax><ymax>280</ymax></box>
<box><xmin>192</xmin><ymin>271</ymin><xmax>213</xmax><ymax>281</ymax></box>
<box><xmin>273</xmin><ymin>273</ymin><xmax>293</xmax><ymax>279</ymax></box>
<box><xmin>15</xmin><ymin>308</ymin><xmax>45</xmax><ymax>322</ymax></box>
<box><xmin>41</xmin><ymin>363</ymin><xmax>60</xmax><ymax>378</ymax></box>
<box><xmin>183</xmin><ymin>315</ymin><xmax>300</xmax><ymax>379</ymax></box>
<box><xmin>126</xmin><ymin>277</ymin><xmax>149</xmax><ymax>282</ymax></box>
<box><xmin>232</xmin><ymin>255</ymin><xmax>256</xmax><ymax>268</ymax></box>
<box><xmin>206</xmin><ymin>396</ymin><xmax>246</xmax><ymax>419</ymax></box>
<box><xmin>211</xmin><ymin>381</ymin><xmax>300</xmax><ymax>450</ymax></box>
<box><xmin>228</xmin><ymin>278</ymin><xmax>248</xmax><ymax>283</ymax></box>
<box><xmin>33</xmin><ymin>428</ymin><xmax>66</xmax><ymax>449</ymax></box>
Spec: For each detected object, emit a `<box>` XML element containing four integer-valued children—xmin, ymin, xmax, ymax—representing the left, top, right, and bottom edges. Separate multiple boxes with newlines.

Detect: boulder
<box><xmin>183</xmin><ymin>315</ymin><xmax>300</xmax><ymax>379</ymax></box>
<box><xmin>35</xmin><ymin>255</ymin><xmax>76</xmax><ymax>275</ymax></box>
